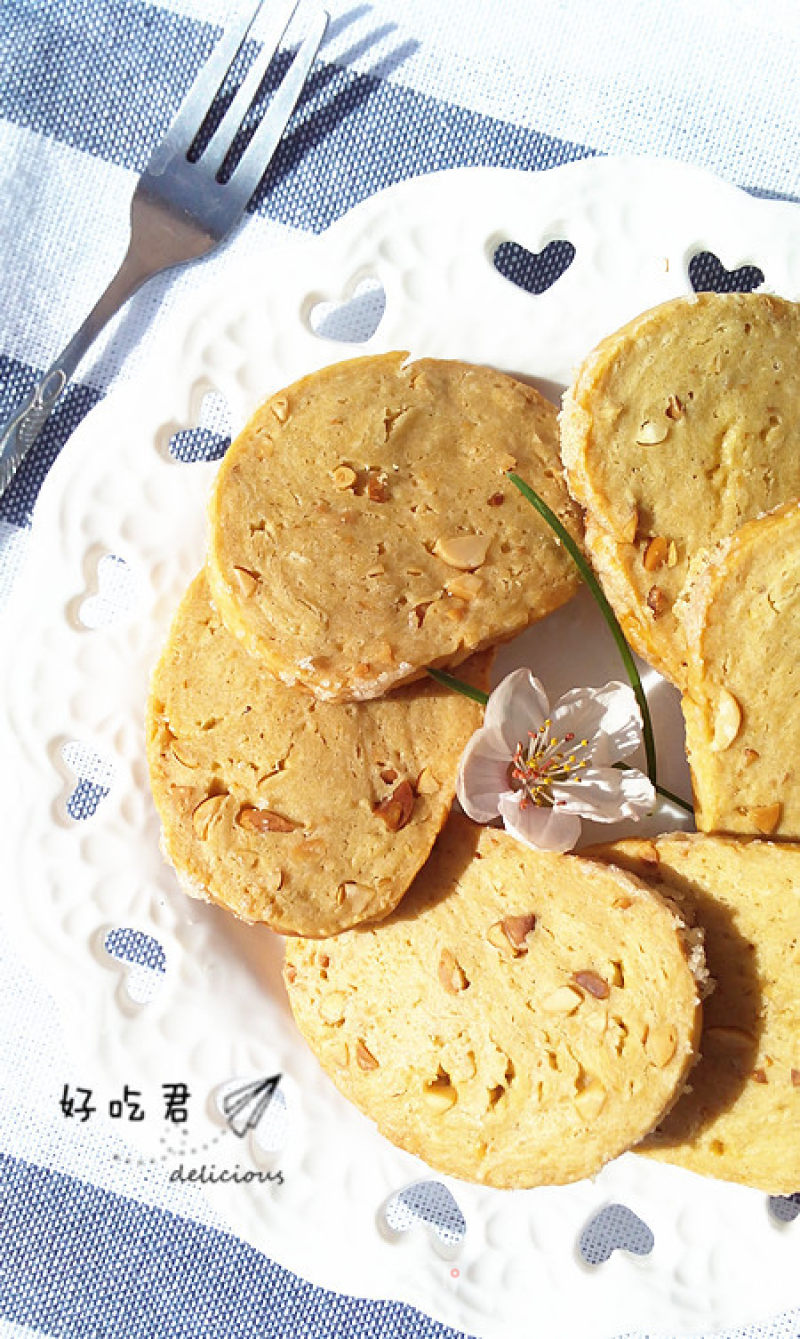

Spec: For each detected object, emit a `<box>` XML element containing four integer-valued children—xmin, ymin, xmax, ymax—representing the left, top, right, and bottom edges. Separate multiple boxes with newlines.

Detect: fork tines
<box><xmin>149</xmin><ymin>0</ymin><xmax>327</xmax><ymax>207</ymax></box>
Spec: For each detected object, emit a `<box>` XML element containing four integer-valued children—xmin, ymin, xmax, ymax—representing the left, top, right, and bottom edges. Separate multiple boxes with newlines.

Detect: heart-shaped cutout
<box><xmin>578</xmin><ymin>1203</ymin><xmax>654</xmax><ymax>1265</ymax></box>
<box><xmin>769</xmin><ymin>1193</ymin><xmax>800</xmax><ymax>1224</ymax></box>
<box><xmin>104</xmin><ymin>927</ymin><xmax>166</xmax><ymax>974</ymax></box>
<box><xmin>380</xmin><ymin>1179</ymin><xmax>466</xmax><ymax>1257</ymax></box>
<box><xmin>76</xmin><ymin>553</ymin><xmax>139</xmax><ymax>629</ymax></box>
<box><xmin>169</xmin><ymin>390</ymin><xmax>231</xmax><ymax>464</ymax></box>
<box><xmin>60</xmin><ymin>740</ymin><xmax>114</xmax><ymax>821</ymax></box>
<box><xmin>493</xmin><ymin>238</ymin><xmax>576</xmax><ymax>296</ymax></box>
<box><xmin>688</xmin><ymin>250</ymin><xmax>764</xmax><ymax>294</ymax></box>
<box><xmin>308</xmin><ymin>277</ymin><xmax>386</xmax><ymax>343</ymax></box>
<box><xmin>103</xmin><ymin>927</ymin><xmax>166</xmax><ymax>1005</ymax></box>
<box><xmin>213</xmin><ymin>1075</ymin><xmax>289</xmax><ymax>1153</ymax></box>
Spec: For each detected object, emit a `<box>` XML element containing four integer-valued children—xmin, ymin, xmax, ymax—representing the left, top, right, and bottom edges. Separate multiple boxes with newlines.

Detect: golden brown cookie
<box><xmin>588</xmin><ymin>833</ymin><xmax>800</xmax><ymax>1193</ymax></box>
<box><xmin>146</xmin><ymin>572</ymin><xmax>488</xmax><ymax>937</ymax></box>
<box><xmin>560</xmin><ymin>292</ymin><xmax>800</xmax><ymax>687</ymax></box>
<box><xmin>284</xmin><ymin>816</ymin><xmax>704</xmax><ymax>1188</ymax></box>
<box><xmin>207</xmin><ymin>352</ymin><xmax>581</xmax><ymax>702</ymax></box>
<box><xmin>681</xmin><ymin>500</ymin><xmax>800</xmax><ymax>837</ymax></box>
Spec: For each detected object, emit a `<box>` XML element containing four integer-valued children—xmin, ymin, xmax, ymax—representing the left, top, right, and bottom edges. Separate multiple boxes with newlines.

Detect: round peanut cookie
<box><xmin>207</xmin><ymin>352</ymin><xmax>581</xmax><ymax>702</ymax></box>
<box><xmin>146</xmin><ymin>572</ymin><xmax>489</xmax><ymax>937</ymax></box>
<box><xmin>681</xmin><ymin>500</ymin><xmax>800</xmax><ymax>838</ymax></box>
<box><xmin>560</xmin><ymin>292</ymin><xmax>800</xmax><ymax>688</ymax></box>
<box><xmin>284</xmin><ymin>816</ymin><xmax>703</xmax><ymax>1188</ymax></box>
<box><xmin>588</xmin><ymin>833</ymin><xmax>800</xmax><ymax>1193</ymax></box>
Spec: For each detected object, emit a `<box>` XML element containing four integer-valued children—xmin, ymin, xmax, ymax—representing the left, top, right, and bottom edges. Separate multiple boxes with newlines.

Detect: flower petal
<box><xmin>550</xmin><ymin>681</ymin><xmax>643</xmax><ymax>765</ymax></box>
<box><xmin>483</xmin><ymin>668</ymin><xmax>549</xmax><ymax>755</ymax></box>
<box><xmin>498</xmin><ymin>791</ymin><xmax>581</xmax><ymax>853</ymax></box>
<box><xmin>550</xmin><ymin>765</ymin><xmax>655</xmax><ymax>822</ymax></box>
<box><xmin>457</xmin><ymin>729</ymin><xmax>510</xmax><ymax>822</ymax></box>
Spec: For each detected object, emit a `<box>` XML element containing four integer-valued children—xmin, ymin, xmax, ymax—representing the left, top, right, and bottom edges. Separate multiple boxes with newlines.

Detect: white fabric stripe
<box><xmin>157</xmin><ymin>0</ymin><xmax>800</xmax><ymax>200</ymax></box>
<box><xmin>0</xmin><ymin>930</ymin><xmax>224</xmax><ymax>1231</ymax></box>
<box><xmin>320</xmin><ymin>0</ymin><xmax>800</xmax><ymax>201</ymax></box>
<box><xmin>0</xmin><ymin>122</ymin><xmax>300</xmax><ymax>391</ymax></box>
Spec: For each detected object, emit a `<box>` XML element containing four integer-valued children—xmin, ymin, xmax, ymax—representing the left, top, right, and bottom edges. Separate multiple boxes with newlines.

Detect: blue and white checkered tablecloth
<box><xmin>2</xmin><ymin>2</ymin><xmax>800</xmax><ymax>1336</ymax></box>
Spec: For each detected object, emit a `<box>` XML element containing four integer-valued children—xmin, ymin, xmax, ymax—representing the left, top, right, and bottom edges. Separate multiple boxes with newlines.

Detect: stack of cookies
<box><xmin>562</xmin><ymin>292</ymin><xmax>800</xmax><ymax>1194</ymax></box>
<box><xmin>148</xmin><ymin>310</ymin><xmax>800</xmax><ymax>1193</ymax></box>
<box><xmin>146</xmin><ymin>352</ymin><xmax>584</xmax><ymax>939</ymax></box>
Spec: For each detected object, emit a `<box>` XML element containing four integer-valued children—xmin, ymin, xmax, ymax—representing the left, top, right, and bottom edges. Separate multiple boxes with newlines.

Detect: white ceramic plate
<box><xmin>3</xmin><ymin>158</ymin><xmax>800</xmax><ymax>1339</ymax></box>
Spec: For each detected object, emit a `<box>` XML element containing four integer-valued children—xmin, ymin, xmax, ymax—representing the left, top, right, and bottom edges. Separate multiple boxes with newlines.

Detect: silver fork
<box><xmin>0</xmin><ymin>0</ymin><xmax>328</xmax><ymax>498</ymax></box>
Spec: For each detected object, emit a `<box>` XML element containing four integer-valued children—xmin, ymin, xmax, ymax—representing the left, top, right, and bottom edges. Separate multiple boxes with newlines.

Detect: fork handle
<box><xmin>0</xmin><ymin>244</ymin><xmax>153</xmax><ymax>499</ymax></box>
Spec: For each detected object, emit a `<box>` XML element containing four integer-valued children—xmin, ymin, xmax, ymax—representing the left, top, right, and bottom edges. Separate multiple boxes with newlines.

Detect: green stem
<box><xmin>654</xmin><ymin>784</ymin><xmax>694</xmax><ymax>815</ymax></box>
<box><xmin>614</xmin><ymin>762</ymin><xmax>693</xmax><ymax>815</ymax></box>
<box><xmin>426</xmin><ymin>667</ymin><xmax>489</xmax><ymax>705</ymax></box>
<box><xmin>507</xmin><ymin>471</ymin><xmax>658</xmax><ymax>788</ymax></box>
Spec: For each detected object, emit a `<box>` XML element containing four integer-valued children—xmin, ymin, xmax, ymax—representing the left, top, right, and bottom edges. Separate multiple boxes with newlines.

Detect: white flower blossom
<box><xmin>456</xmin><ymin>669</ymin><xmax>655</xmax><ymax>853</ymax></box>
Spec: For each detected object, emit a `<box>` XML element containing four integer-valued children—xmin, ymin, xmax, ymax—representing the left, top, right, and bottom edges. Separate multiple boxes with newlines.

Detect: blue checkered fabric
<box><xmin>2</xmin><ymin>2</ymin><xmax>800</xmax><ymax>1336</ymax></box>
